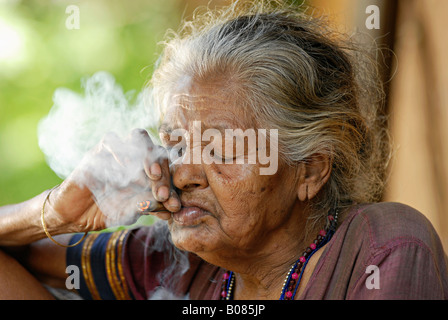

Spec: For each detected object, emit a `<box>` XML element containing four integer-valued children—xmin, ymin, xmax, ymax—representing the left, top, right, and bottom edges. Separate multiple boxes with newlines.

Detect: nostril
<box><xmin>172</xmin><ymin>165</ymin><xmax>208</xmax><ymax>190</ymax></box>
<box><xmin>183</xmin><ymin>183</ymin><xmax>202</xmax><ymax>191</ymax></box>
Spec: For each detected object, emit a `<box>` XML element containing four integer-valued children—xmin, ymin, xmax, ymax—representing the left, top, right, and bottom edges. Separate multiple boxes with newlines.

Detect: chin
<box><xmin>168</xmin><ymin>221</ymin><xmax>214</xmax><ymax>254</ymax></box>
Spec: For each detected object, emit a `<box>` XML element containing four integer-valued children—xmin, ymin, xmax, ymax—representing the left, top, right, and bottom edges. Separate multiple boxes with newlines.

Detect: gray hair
<box><xmin>150</xmin><ymin>0</ymin><xmax>391</xmax><ymax>226</ymax></box>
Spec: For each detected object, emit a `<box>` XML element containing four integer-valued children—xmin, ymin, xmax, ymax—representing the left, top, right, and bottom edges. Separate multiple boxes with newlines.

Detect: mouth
<box><xmin>172</xmin><ymin>201</ymin><xmax>212</xmax><ymax>226</ymax></box>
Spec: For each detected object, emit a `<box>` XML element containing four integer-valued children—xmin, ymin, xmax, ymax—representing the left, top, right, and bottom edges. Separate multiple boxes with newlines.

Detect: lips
<box><xmin>172</xmin><ymin>202</ymin><xmax>212</xmax><ymax>226</ymax></box>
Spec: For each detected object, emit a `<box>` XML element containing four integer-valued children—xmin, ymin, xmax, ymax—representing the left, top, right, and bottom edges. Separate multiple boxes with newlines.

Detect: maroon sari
<box><xmin>66</xmin><ymin>202</ymin><xmax>448</xmax><ymax>299</ymax></box>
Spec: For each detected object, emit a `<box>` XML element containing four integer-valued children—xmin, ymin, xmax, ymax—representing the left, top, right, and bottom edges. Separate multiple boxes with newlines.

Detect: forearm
<box><xmin>0</xmin><ymin>189</ymin><xmax>72</xmax><ymax>247</ymax></box>
<box><xmin>0</xmin><ymin>248</ymin><xmax>56</xmax><ymax>299</ymax></box>
<box><xmin>1</xmin><ymin>236</ymin><xmax>70</xmax><ymax>288</ymax></box>
<box><xmin>0</xmin><ymin>189</ymin><xmax>76</xmax><ymax>287</ymax></box>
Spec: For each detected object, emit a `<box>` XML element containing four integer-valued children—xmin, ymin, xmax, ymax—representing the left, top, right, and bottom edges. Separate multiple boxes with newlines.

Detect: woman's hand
<box><xmin>46</xmin><ymin>129</ymin><xmax>180</xmax><ymax>233</ymax></box>
<box><xmin>144</xmin><ymin>156</ymin><xmax>181</xmax><ymax>221</ymax></box>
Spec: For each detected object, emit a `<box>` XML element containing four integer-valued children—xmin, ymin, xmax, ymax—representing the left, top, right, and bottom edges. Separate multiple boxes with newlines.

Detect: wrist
<box><xmin>42</xmin><ymin>185</ymin><xmax>81</xmax><ymax>236</ymax></box>
<box><xmin>41</xmin><ymin>185</ymin><xmax>88</xmax><ymax>247</ymax></box>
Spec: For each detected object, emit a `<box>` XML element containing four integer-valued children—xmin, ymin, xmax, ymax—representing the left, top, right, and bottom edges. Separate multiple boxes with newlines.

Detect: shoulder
<box><xmin>338</xmin><ymin>203</ymin><xmax>448</xmax><ymax>299</ymax></box>
<box><xmin>345</xmin><ymin>202</ymin><xmax>442</xmax><ymax>254</ymax></box>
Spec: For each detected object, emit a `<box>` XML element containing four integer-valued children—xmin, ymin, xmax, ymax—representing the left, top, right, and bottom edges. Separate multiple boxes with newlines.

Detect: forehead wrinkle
<box><xmin>202</xmin><ymin>114</ymin><xmax>254</xmax><ymax>131</ymax></box>
<box><xmin>160</xmin><ymin>102</ymin><xmax>258</xmax><ymax>136</ymax></box>
<box><xmin>172</xmin><ymin>81</ymin><xmax>228</xmax><ymax>105</ymax></box>
<box><xmin>159</xmin><ymin>116</ymin><xmax>255</xmax><ymax>142</ymax></box>
<box><xmin>171</xmin><ymin>93</ymin><xmax>209</xmax><ymax>111</ymax></box>
<box><xmin>161</xmin><ymin>80</ymin><xmax>259</xmax><ymax>134</ymax></box>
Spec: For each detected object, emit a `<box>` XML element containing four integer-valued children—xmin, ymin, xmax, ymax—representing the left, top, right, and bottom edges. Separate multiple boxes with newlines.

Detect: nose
<box><xmin>172</xmin><ymin>163</ymin><xmax>209</xmax><ymax>192</ymax></box>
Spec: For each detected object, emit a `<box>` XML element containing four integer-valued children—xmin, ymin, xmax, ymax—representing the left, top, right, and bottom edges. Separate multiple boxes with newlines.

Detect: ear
<box><xmin>297</xmin><ymin>153</ymin><xmax>332</xmax><ymax>202</ymax></box>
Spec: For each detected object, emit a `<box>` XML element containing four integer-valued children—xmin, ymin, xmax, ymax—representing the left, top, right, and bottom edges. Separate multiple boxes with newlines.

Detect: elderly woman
<box><xmin>0</xmin><ymin>1</ymin><xmax>447</xmax><ymax>300</ymax></box>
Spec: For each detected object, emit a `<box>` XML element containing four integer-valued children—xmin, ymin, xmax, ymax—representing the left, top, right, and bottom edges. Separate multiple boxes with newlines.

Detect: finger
<box><xmin>154</xmin><ymin>185</ymin><xmax>170</xmax><ymax>203</ymax></box>
<box><xmin>121</xmin><ymin>130</ymin><xmax>155</xmax><ymax>189</ymax></box>
<box><xmin>128</xmin><ymin>128</ymin><xmax>154</xmax><ymax>152</ymax></box>
<box><xmin>100</xmin><ymin>131</ymin><xmax>153</xmax><ymax>190</ymax></box>
<box><xmin>144</xmin><ymin>144</ymin><xmax>169</xmax><ymax>180</ymax></box>
<box><xmin>100</xmin><ymin>132</ymin><xmax>127</xmax><ymax>166</ymax></box>
<box><xmin>136</xmin><ymin>199</ymin><xmax>171</xmax><ymax>220</ymax></box>
<box><xmin>146</xmin><ymin>162</ymin><xmax>162</xmax><ymax>180</ymax></box>
<box><xmin>151</xmin><ymin>158</ymin><xmax>173</xmax><ymax>202</ymax></box>
<box><xmin>152</xmin><ymin>211</ymin><xmax>172</xmax><ymax>220</ymax></box>
<box><xmin>158</xmin><ymin>159</ymin><xmax>181</xmax><ymax>210</ymax></box>
<box><xmin>163</xmin><ymin>189</ymin><xmax>181</xmax><ymax>213</ymax></box>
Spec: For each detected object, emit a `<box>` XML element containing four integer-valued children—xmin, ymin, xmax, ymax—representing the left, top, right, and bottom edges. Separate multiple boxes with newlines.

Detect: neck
<box><xmin>219</xmin><ymin>205</ymin><xmax>345</xmax><ymax>300</ymax></box>
<box><xmin>229</xmin><ymin>219</ymin><xmax>320</xmax><ymax>300</ymax></box>
<box><xmin>230</xmin><ymin>231</ymin><xmax>329</xmax><ymax>300</ymax></box>
<box><xmin>228</xmin><ymin>210</ymin><xmax>343</xmax><ymax>300</ymax></box>
<box><xmin>232</xmin><ymin>256</ymin><xmax>296</xmax><ymax>300</ymax></box>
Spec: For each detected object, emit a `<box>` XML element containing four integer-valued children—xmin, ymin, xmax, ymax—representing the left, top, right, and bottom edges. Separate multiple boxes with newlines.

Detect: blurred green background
<box><xmin>0</xmin><ymin>0</ymin><xmax>183</xmax><ymax>205</ymax></box>
<box><xmin>0</xmin><ymin>0</ymin><xmax>305</xmax><ymax>207</ymax></box>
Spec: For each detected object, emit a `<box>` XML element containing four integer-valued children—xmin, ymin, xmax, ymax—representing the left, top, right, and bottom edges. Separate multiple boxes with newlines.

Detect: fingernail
<box><xmin>157</xmin><ymin>186</ymin><xmax>169</xmax><ymax>201</ymax></box>
<box><xmin>168</xmin><ymin>191</ymin><xmax>181</xmax><ymax>211</ymax></box>
<box><xmin>150</xmin><ymin>163</ymin><xmax>162</xmax><ymax>177</ymax></box>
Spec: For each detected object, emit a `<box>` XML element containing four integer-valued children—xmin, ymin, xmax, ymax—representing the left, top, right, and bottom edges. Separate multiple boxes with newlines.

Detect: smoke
<box><xmin>149</xmin><ymin>288</ymin><xmax>189</xmax><ymax>300</ymax></box>
<box><xmin>38</xmin><ymin>71</ymin><xmax>164</xmax><ymax>226</ymax></box>
<box><xmin>146</xmin><ymin>220</ymin><xmax>191</xmax><ymax>300</ymax></box>
<box><xmin>38</xmin><ymin>71</ymin><xmax>160</xmax><ymax>178</ymax></box>
<box><xmin>38</xmin><ymin>72</ymin><xmax>193</xmax><ymax>298</ymax></box>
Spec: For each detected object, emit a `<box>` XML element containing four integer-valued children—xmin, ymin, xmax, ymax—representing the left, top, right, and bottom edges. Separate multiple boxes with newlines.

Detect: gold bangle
<box><xmin>41</xmin><ymin>184</ymin><xmax>88</xmax><ymax>247</ymax></box>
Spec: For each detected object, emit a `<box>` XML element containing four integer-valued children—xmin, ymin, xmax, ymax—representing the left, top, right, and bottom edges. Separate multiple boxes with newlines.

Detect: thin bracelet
<box><xmin>41</xmin><ymin>185</ymin><xmax>88</xmax><ymax>247</ymax></box>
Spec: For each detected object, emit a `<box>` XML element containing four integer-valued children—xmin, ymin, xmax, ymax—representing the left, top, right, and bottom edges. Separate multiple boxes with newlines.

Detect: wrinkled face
<box><xmin>159</xmin><ymin>77</ymin><xmax>301</xmax><ymax>265</ymax></box>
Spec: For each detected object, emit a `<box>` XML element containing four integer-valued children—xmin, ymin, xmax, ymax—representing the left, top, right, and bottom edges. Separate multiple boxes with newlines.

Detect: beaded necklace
<box><xmin>220</xmin><ymin>208</ymin><xmax>339</xmax><ymax>300</ymax></box>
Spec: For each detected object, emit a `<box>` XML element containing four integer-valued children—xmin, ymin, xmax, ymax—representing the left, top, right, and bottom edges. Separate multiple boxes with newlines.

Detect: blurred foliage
<box><xmin>0</xmin><ymin>0</ymin><xmax>182</xmax><ymax>205</ymax></box>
